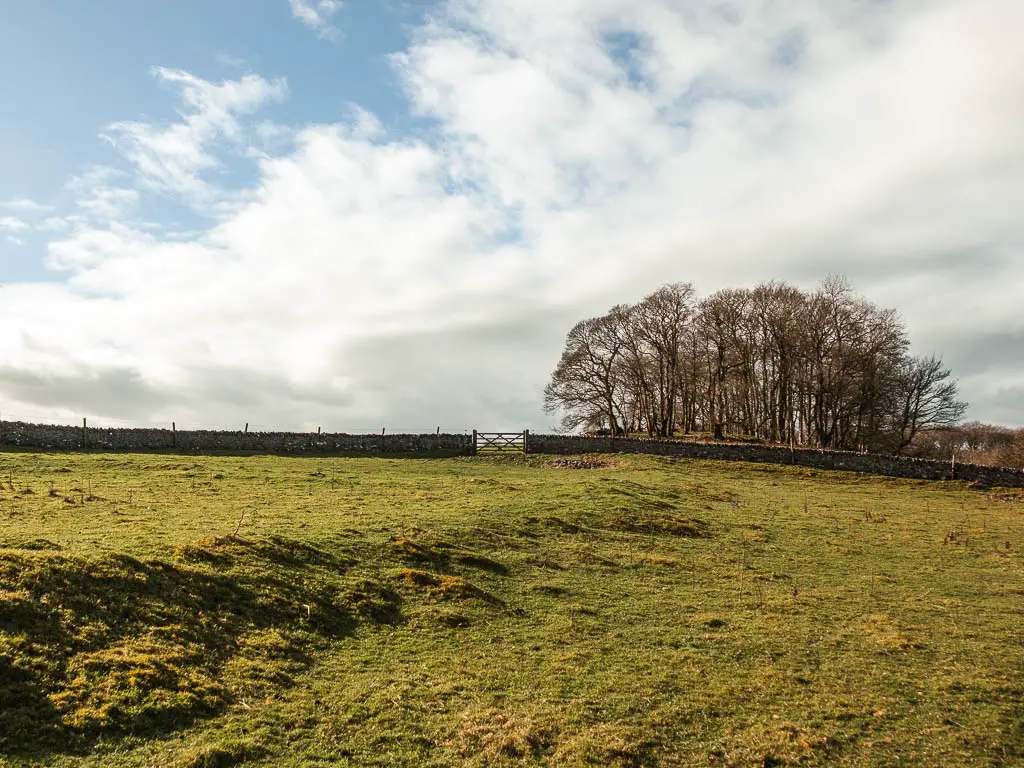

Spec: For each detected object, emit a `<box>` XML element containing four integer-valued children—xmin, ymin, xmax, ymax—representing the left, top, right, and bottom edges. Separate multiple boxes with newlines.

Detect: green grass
<box><xmin>0</xmin><ymin>451</ymin><xmax>1022</xmax><ymax>767</ymax></box>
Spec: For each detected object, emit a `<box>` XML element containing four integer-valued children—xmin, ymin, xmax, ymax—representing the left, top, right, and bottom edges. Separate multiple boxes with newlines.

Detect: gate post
<box><xmin>524</xmin><ymin>429</ymin><xmax>529</xmax><ymax>454</ymax></box>
<box><xmin>471</xmin><ymin>429</ymin><xmax>477</xmax><ymax>456</ymax></box>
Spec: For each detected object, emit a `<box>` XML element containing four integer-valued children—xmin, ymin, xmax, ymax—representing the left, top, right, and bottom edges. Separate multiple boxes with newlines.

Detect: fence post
<box><xmin>82</xmin><ymin>418</ymin><xmax>88</xmax><ymax>449</ymax></box>
<box><xmin>172</xmin><ymin>422</ymin><xmax>177</xmax><ymax>450</ymax></box>
<box><xmin>472</xmin><ymin>430</ymin><xmax>477</xmax><ymax>456</ymax></box>
<box><xmin>524</xmin><ymin>429</ymin><xmax>530</xmax><ymax>454</ymax></box>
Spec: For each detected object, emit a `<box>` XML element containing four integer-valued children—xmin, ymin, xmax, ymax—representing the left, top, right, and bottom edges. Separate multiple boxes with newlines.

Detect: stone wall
<box><xmin>528</xmin><ymin>434</ymin><xmax>1024</xmax><ymax>488</ymax></box>
<box><xmin>2</xmin><ymin>420</ymin><xmax>1022</xmax><ymax>487</ymax></box>
<box><xmin>0</xmin><ymin>421</ymin><xmax>472</xmax><ymax>454</ymax></box>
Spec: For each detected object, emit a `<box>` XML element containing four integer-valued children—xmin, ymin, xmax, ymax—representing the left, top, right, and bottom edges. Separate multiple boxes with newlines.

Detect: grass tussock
<box><xmin>449</xmin><ymin>711</ymin><xmax>660</xmax><ymax>767</ymax></box>
<box><xmin>390</xmin><ymin>534</ymin><xmax>509</xmax><ymax>575</ymax></box>
<box><xmin>169</xmin><ymin>738</ymin><xmax>267</xmax><ymax>768</ymax></box>
<box><xmin>450</xmin><ymin>709</ymin><xmax>556</xmax><ymax>763</ymax></box>
<box><xmin>551</xmin><ymin>723</ymin><xmax>660</xmax><ymax>767</ymax></box>
<box><xmin>608</xmin><ymin>514</ymin><xmax>710</xmax><ymax>538</ymax></box>
<box><xmin>398</xmin><ymin>569</ymin><xmax>498</xmax><ymax>603</ymax></box>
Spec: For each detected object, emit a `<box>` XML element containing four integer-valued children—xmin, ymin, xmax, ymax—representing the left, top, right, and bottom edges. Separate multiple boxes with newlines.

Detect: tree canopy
<box><xmin>544</xmin><ymin>278</ymin><xmax>966</xmax><ymax>455</ymax></box>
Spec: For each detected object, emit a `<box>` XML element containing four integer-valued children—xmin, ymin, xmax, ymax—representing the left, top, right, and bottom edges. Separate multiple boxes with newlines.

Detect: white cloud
<box><xmin>0</xmin><ymin>216</ymin><xmax>28</xmax><ymax>232</ymax></box>
<box><xmin>37</xmin><ymin>217</ymin><xmax>71</xmax><ymax>233</ymax></box>
<box><xmin>0</xmin><ymin>0</ymin><xmax>1022</xmax><ymax>429</ymax></box>
<box><xmin>289</xmin><ymin>0</ymin><xmax>343</xmax><ymax>38</ymax></box>
<box><xmin>65</xmin><ymin>167</ymin><xmax>141</xmax><ymax>223</ymax></box>
<box><xmin>4</xmin><ymin>236</ymin><xmax>25</xmax><ymax>246</ymax></box>
<box><xmin>0</xmin><ymin>198</ymin><xmax>53</xmax><ymax>215</ymax></box>
<box><xmin>103</xmin><ymin>68</ymin><xmax>286</xmax><ymax>207</ymax></box>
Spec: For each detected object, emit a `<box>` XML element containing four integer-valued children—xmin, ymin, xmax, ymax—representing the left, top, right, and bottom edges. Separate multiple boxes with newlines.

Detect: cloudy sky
<box><xmin>0</xmin><ymin>0</ymin><xmax>1022</xmax><ymax>432</ymax></box>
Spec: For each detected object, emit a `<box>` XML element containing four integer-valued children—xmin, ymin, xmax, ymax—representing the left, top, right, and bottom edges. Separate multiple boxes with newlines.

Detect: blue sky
<box><xmin>1</xmin><ymin>0</ymin><xmax>432</xmax><ymax>282</ymax></box>
<box><xmin>0</xmin><ymin>0</ymin><xmax>1022</xmax><ymax>431</ymax></box>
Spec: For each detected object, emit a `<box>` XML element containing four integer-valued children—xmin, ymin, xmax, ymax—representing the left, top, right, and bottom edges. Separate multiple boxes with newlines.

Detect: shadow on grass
<box><xmin>0</xmin><ymin>537</ymin><xmax>399</xmax><ymax>761</ymax></box>
<box><xmin>389</xmin><ymin>535</ymin><xmax>510</xmax><ymax>576</ymax></box>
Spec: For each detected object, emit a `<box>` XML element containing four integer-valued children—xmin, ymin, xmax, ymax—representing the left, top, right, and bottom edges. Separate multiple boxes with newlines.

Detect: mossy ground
<box><xmin>0</xmin><ymin>451</ymin><xmax>1021</xmax><ymax>766</ymax></box>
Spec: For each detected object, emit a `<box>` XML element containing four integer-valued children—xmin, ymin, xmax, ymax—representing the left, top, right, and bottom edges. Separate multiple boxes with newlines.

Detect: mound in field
<box><xmin>0</xmin><ymin>537</ymin><xmax>398</xmax><ymax>753</ymax></box>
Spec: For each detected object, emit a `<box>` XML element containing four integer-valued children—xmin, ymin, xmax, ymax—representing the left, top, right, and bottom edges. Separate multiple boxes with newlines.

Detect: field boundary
<box><xmin>1</xmin><ymin>420</ymin><xmax>1023</xmax><ymax>487</ymax></box>
<box><xmin>472</xmin><ymin>430</ymin><xmax>527</xmax><ymax>454</ymax></box>
<box><xmin>529</xmin><ymin>434</ymin><xmax>1024</xmax><ymax>488</ymax></box>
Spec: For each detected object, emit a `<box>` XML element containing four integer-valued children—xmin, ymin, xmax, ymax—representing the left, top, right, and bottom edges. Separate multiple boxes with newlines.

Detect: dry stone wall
<box><xmin>0</xmin><ymin>421</ymin><xmax>472</xmax><ymax>454</ymax></box>
<box><xmin>2</xmin><ymin>420</ymin><xmax>1022</xmax><ymax>487</ymax></box>
<box><xmin>528</xmin><ymin>435</ymin><xmax>1024</xmax><ymax>488</ymax></box>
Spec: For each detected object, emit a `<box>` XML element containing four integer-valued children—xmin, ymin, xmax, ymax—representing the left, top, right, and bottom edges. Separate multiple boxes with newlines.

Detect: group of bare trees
<box><xmin>911</xmin><ymin>422</ymin><xmax>1024</xmax><ymax>468</ymax></box>
<box><xmin>544</xmin><ymin>278</ymin><xmax>967</xmax><ymax>455</ymax></box>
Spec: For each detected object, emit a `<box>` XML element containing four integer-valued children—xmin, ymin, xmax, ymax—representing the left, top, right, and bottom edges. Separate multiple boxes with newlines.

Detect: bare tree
<box><xmin>891</xmin><ymin>355</ymin><xmax>967</xmax><ymax>455</ymax></box>
<box><xmin>543</xmin><ymin>313</ymin><xmax>627</xmax><ymax>434</ymax></box>
<box><xmin>696</xmin><ymin>289</ymin><xmax>750</xmax><ymax>439</ymax></box>
<box><xmin>632</xmin><ymin>283</ymin><xmax>696</xmax><ymax>436</ymax></box>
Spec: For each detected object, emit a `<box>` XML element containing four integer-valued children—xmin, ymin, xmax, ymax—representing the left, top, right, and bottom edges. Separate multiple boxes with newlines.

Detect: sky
<box><xmin>0</xmin><ymin>0</ymin><xmax>1022</xmax><ymax>432</ymax></box>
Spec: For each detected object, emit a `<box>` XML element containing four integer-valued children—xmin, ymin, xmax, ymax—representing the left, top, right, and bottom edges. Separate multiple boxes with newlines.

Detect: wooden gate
<box><xmin>473</xmin><ymin>430</ymin><xmax>529</xmax><ymax>454</ymax></box>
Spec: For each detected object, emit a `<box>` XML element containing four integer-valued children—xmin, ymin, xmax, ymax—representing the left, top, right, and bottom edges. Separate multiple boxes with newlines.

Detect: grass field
<box><xmin>0</xmin><ymin>451</ymin><xmax>1021</xmax><ymax>767</ymax></box>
